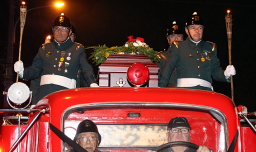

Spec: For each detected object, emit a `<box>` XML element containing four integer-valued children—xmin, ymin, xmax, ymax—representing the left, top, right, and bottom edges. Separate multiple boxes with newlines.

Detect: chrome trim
<box><xmin>60</xmin><ymin>102</ymin><xmax>229</xmax><ymax>151</ymax></box>
<box><xmin>35</xmin><ymin>119</ymin><xmax>40</xmax><ymax>152</ymax></box>
<box><xmin>18</xmin><ymin>114</ymin><xmax>21</xmax><ymax>152</ymax></box>
<box><xmin>4</xmin><ymin>116</ymin><xmax>29</xmax><ymax>120</ymax></box>
<box><xmin>6</xmin><ymin>90</ymin><xmax>32</xmax><ymax>109</ymax></box>
<box><xmin>240</xmin><ymin>119</ymin><xmax>256</xmax><ymax>122</ymax></box>
<box><xmin>0</xmin><ymin>109</ymin><xmax>39</xmax><ymax>113</ymax></box>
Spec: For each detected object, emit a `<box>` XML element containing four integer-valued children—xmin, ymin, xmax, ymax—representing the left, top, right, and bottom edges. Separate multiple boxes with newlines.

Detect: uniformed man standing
<box><xmin>29</xmin><ymin>24</ymin><xmax>88</xmax><ymax>106</ymax></box>
<box><xmin>159</xmin><ymin>12</ymin><xmax>236</xmax><ymax>91</ymax></box>
<box><xmin>166</xmin><ymin>21</ymin><xmax>184</xmax><ymax>52</ymax></box>
<box><xmin>14</xmin><ymin>13</ymin><xmax>98</xmax><ymax>102</ymax></box>
<box><xmin>156</xmin><ymin>21</ymin><xmax>184</xmax><ymax>87</ymax></box>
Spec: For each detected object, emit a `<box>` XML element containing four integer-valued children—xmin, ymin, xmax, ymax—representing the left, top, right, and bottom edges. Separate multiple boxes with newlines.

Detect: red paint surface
<box><xmin>1</xmin><ymin>88</ymin><xmax>255</xmax><ymax>151</ymax></box>
<box><xmin>240</xmin><ymin>127</ymin><xmax>256</xmax><ymax>152</ymax></box>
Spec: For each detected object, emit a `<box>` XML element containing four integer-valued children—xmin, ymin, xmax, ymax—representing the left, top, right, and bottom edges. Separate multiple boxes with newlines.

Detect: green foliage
<box><xmin>88</xmin><ymin>42</ymin><xmax>160</xmax><ymax>65</ymax></box>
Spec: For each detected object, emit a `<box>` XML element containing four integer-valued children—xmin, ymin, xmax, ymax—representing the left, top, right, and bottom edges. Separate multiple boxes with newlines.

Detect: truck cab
<box><xmin>1</xmin><ymin>86</ymin><xmax>256</xmax><ymax>152</ymax></box>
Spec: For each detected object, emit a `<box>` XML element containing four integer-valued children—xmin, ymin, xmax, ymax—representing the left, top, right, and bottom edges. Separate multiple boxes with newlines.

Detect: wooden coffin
<box><xmin>98</xmin><ymin>54</ymin><xmax>159</xmax><ymax>87</ymax></box>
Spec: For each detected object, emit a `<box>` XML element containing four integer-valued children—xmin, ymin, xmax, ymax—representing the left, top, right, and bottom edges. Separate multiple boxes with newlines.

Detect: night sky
<box><xmin>0</xmin><ymin>0</ymin><xmax>256</xmax><ymax>111</ymax></box>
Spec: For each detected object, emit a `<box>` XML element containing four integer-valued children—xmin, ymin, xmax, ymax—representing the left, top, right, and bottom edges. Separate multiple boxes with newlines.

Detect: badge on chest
<box><xmin>200</xmin><ymin>50</ymin><xmax>211</xmax><ymax>62</ymax></box>
<box><xmin>67</xmin><ymin>53</ymin><xmax>71</xmax><ymax>60</ymax></box>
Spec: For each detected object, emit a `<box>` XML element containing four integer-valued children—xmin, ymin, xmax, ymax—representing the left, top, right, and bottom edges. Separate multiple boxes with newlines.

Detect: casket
<box><xmin>98</xmin><ymin>54</ymin><xmax>159</xmax><ymax>87</ymax></box>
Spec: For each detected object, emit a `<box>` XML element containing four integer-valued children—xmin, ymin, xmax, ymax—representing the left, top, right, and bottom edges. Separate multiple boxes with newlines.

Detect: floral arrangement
<box><xmin>89</xmin><ymin>36</ymin><xmax>160</xmax><ymax>65</ymax></box>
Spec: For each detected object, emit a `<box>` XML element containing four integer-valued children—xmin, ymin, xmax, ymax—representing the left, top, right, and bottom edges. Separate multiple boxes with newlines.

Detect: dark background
<box><xmin>0</xmin><ymin>0</ymin><xmax>256</xmax><ymax>112</ymax></box>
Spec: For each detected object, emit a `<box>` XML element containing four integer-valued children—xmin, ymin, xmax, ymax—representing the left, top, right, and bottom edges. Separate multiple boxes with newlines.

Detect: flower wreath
<box><xmin>89</xmin><ymin>36</ymin><xmax>160</xmax><ymax>65</ymax></box>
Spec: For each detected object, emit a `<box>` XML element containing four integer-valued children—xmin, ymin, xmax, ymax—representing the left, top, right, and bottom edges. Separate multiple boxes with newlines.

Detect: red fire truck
<box><xmin>1</xmin><ymin>62</ymin><xmax>256</xmax><ymax>152</ymax></box>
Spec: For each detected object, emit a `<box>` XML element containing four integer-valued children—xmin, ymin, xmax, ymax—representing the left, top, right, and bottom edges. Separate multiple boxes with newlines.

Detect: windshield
<box><xmin>62</xmin><ymin>104</ymin><xmax>227</xmax><ymax>151</ymax></box>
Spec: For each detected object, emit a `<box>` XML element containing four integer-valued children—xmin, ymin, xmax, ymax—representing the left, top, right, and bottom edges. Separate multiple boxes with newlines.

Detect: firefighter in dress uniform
<box><xmin>158</xmin><ymin>12</ymin><xmax>236</xmax><ymax>91</ymax></box>
<box><xmin>14</xmin><ymin>13</ymin><xmax>98</xmax><ymax>103</ymax></box>
<box><xmin>156</xmin><ymin>21</ymin><xmax>184</xmax><ymax>87</ymax></box>
<box><xmin>29</xmin><ymin>24</ymin><xmax>89</xmax><ymax>106</ymax></box>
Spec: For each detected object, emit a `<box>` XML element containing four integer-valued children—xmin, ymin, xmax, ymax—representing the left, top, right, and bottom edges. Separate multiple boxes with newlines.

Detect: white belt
<box><xmin>177</xmin><ymin>78</ymin><xmax>212</xmax><ymax>89</ymax></box>
<box><xmin>40</xmin><ymin>75</ymin><xmax>76</xmax><ymax>89</ymax></box>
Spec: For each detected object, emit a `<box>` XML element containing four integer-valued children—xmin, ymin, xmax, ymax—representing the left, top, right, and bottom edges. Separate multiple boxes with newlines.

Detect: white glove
<box><xmin>90</xmin><ymin>83</ymin><xmax>99</xmax><ymax>87</ymax></box>
<box><xmin>14</xmin><ymin>60</ymin><xmax>24</xmax><ymax>77</ymax></box>
<box><xmin>224</xmin><ymin>65</ymin><xmax>236</xmax><ymax>79</ymax></box>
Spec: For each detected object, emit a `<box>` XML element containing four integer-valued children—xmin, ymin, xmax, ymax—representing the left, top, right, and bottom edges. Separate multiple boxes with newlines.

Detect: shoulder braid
<box><xmin>206</xmin><ymin>41</ymin><xmax>216</xmax><ymax>52</ymax></box>
<box><xmin>41</xmin><ymin>43</ymin><xmax>45</xmax><ymax>50</ymax></box>
<box><xmin>173</xmin><ymin>41</ymin><xmax>179</xmax><ymax>49</ymax></box>
<box><xmin>158</xmin><ymin>52</ymin><xmax>167</xmax><ymax>61</ymax></box>
<box><xmin>74</xmin><ymin>42</ymin><xmax>83</xmax><ymax>50</ymax></box>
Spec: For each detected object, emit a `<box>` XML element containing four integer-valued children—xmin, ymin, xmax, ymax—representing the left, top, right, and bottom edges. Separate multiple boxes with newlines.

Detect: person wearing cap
<box><xmin>67</xmin><ymin>119</ymin><xmax>101</xmax><ymax>152</ymax></box>
<box><xmin>159</xmin><ymin>12</ymin><xmax>236</xmax><ymax>91</ymax></box>
<box><xmin>28</xmin><ymin>24</ymin><xmax>88</xmax><ymax>107</ymax></box>
<box><xmin>162</xmin><ymin>117</ymin><xmax>211</xmax><ymax>152</ymax></box>
<box><xmin>166</xmin><ymin>21</ymin><xmax>184</xmax><ymax>50</ymax></box>
<box><xmin>14</xmin><ymin>13</ymin><xmax>98</xmax><ymax>104</ymax></box>
<box><xmin>156</xmin><ymin>21</ymin><xmax>184</xmax><ymax>87</ymax></box>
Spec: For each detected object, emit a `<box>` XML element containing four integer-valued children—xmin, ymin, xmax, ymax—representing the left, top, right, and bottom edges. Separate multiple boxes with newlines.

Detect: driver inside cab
<box><xmin>161</xmin><ymin>117</ymin><xmax>212</xmax><ymax>152</ymax></box>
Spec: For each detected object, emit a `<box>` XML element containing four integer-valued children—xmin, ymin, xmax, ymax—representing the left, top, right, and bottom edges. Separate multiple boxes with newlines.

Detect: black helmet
<box><xmin>167</xmin><ymin>21</ymin><xmax>183</xmax><ymax>36</ymax></box>
<box><xmin>71</xmin><ymin>25</ymin><xmax>76</xmax><ymax>36</ymax></box>
<box><xmin>71</xmin><ymin>25</ymin><xmax>76</xmax><ymax>40</ymax></box>
<box><xmin>74</xmin><ymin>119</ymin><xmax>101</xmax><ymax>145</ymax></box>
<box><xmin>53</xmin><ymin>13</ymin><xmax>72</xmax><ymax>28</ymax></box>
<box><xmin>185</xmin><ymin>12</ymin><xmax>203</xmax><ymax>28</ymax></box>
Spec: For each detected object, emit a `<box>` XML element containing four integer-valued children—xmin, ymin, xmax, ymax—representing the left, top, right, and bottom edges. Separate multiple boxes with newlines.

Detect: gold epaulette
<box><xmin>173</xmin><ymin>41</ymin><xmax>179</xmax><ymax>49</ymax></box>
<box><xmin>206</xmin><ymin>41</ymin><xmax>216</xmax><ymax>51</ymax></box>
<box><xmin>41</xmin><ymin>44</ymin><xmax>45</xmax><ymax>50</ymax></box>
<box><xmin>158</xmin><ymin>52</ymin><xmax>167</xmax><ymax>61</ymax></box>
<box><xmin>75</xmin><ymin>43</ymin><xmax>83</xmax><ymax>50</ymax></box>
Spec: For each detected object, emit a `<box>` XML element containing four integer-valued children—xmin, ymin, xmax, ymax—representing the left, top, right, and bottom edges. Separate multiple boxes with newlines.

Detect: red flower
<box><xmin>136</xmin><ymin>37</ymin><xmax>144</xmax><ymax>43</ymax></box>
<box><xmin>127</xmin><ymin>35</ymin><xmax>136</xmax><ymax>43</ymax></box>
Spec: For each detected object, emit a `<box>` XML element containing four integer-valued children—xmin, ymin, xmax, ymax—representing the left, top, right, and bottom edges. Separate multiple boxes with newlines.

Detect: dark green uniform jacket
<box><xmin>76</xmin><ymin>69</ymin><xmax>89</xmax><ymax>88</ymax></box>
<box><xmin>24</xmin><ymin>38</ymin><xmax>96</xmax><ymax>102</ymax></box>
<box><xmin>156</xmin><ymin>46</ymin><xmax>178</xmax><ymax>87</ymax></box>
<box><xmin>159</xmin><ymin>38</ymin><xmax>227</xmax><ymax>91</ymax></box>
